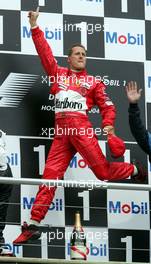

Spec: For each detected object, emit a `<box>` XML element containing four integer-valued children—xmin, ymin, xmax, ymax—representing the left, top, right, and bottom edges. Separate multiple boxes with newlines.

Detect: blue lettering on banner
<box><xmin>49</xmin><ymin>198</ymin><xmax>63</xmax><ymax>211</ymax></box>
<box><xmin>23</xmin><ymin>197</ymin><xmax>34</xmax><ymax>209</ymax></box>
<box><xmin>22</xmin><ymin>27</ymin><xmax>31</xmax><ymax>38</ymax></box>
<box><xmin>4</xmin><ymin>244</ymin><xmax>20</xmax><ymax>255</ymax></box>
<box><xmin>7</xmin><ymin>153</ymin><xmax>18</xmax><ymax>166</ymax></box>
<box><xmin>148</xmin><ymin>76</ymin><xmax>151</xmax><ymax>88</ymax></box>
<box><xmin>23</xmin><ymin>197</ymin><xmax>63</xmax><ymax>211</ymax></box>
<box><xmin>109</xmin><ymin>201</ymin><xmax>148</xmax><ymax>214</ymax></box>
<box><xmin>146</xmin><ymin>0</ymin><xmax>151</xmax><ymax>6</ymax></box>
<box><xmin>23</xmin><ymin>26</ymin><xmax>62</xmax><ymax>40</ymax></box>
<box><xmin>69</xmin><ymin>156</ymin><xmax>88</xmax><ymax>168</ymax></box>
<box><xmin>89</xmin><ymin>243</ymin><xmax>107</xmax><ymax>256</ymax></box>
<box><xmin>106</xmin><ymin>32</ymin><xmax>144</xmax><ymax>45</ymax></box>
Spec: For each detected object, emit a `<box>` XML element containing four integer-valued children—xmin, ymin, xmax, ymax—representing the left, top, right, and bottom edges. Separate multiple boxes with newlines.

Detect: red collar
<box><xmin>68</xmin><ymin>69</ymin><xmax>87</xmax><ymax>77</ymax></box>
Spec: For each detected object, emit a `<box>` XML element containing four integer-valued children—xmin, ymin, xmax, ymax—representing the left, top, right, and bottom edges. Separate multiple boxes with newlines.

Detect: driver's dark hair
<box><xmin>68</xmin><ymin>43</ymin><xmax>87</xmax><ymax>56</ymax></box>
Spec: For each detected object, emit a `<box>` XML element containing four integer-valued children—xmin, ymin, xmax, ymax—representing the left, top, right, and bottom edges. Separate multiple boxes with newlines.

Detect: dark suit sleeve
<box><xmin>0</xmin><ymin>164</ymin><xmax>13</xmax><ymax>237</ymax></box>
<box><xmin>128</xmin><ymin>103</ymin><xmax>151</xmax><ymax>159</ymax></box>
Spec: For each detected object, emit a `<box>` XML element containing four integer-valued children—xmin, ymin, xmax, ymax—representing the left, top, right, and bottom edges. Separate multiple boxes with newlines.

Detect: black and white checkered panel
<box><xmin>0</xmin><ymin>0</ymin><xmax>151</xmax><ymax>261</ymax></box>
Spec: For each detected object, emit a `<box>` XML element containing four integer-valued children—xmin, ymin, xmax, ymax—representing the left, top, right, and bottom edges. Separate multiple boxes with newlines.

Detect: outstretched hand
<box><xmin>125</xmin><ymin>81</ymin><xmax>142</xmax><ymax>104</ymax></box>
<box><xmin>28</xmin><ymin>6</ymin><xmax>39</xmax><ymax>28</ymax></box>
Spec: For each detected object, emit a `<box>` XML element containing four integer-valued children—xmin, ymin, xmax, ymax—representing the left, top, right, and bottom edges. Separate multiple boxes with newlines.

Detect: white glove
<box><xmin>0</xmin><ymin>130</ymin><xmax>7</xmax><ymax>170</ymax></box>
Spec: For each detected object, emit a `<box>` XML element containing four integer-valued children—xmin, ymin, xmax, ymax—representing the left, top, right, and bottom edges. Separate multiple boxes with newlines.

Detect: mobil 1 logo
<box><xmin>63</xmin><ymin>15</ymin><xmax>104</xmax><ymax>58</ymax></box>
<box><xmin>20</xmin><ymin>138</ymin><xmax>51</xmax><ymax>179</ymax></box>
<box><xmin>104</xmin><ymin>0</ymin><xmax>144</xmax><ymax>19</ymax></box>
<box><xmin>108</xmin><ymin>229</ymin><xmax>149</xmax><ymax>262</ymax></box>
<box><xmin>65</xmin><ymin>188</ymin><xmax>107</xmax><ymax>227</ymax></box>
<box><xmin>23</xmin><ymin>226</ymin><xmax>65</xmax><ymax>259</ymax></box>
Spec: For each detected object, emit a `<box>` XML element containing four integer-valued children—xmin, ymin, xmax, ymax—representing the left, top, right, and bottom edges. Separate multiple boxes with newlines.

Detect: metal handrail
<box><xmin>0</xmin><ymin>177</ymin><xmax>150</xmax><ymax>191</ymax></box>
<box><xmin>0</xmin><ymin>256</ymin><xmax>148</xmax><ymax>264</ymax></box>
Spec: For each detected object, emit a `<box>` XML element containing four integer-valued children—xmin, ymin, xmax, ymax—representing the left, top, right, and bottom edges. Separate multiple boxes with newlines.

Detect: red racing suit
<box><xmin>30</xmin><ymin>27</ymin><xmax>134</xmax><ymax>222</ymax></box>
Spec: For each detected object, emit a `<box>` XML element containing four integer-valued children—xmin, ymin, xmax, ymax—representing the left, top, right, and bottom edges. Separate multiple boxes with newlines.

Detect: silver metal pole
<box><xmin>0</xmin><ymin>177</ymin><xmax>150</xmax><ymax>191</ymax></box>
<box><xmin>0</xmin><ymin>256</ymin><xmax>146</xmax><ymax>264</ymax></box>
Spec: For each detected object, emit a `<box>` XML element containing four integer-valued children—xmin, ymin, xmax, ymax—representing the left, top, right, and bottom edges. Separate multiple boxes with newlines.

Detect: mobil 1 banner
<box><xmin>104</xmin><ymin>17</ymin><xmax>145</xmax><ymax>62</ymax></box>
<box><xmin>108</xmin><ymin>229</ymin><xmax>150</xmax><ymax>263</ymax></box>
<box><xmin>20</xmin><ymin>138</ymin><xmax>51</xmax><ymax>179</ymax></box>
<box><xmin>86</xmin><ymin>59</ymin><xmax>145</xmax><ymax>141</ymax></box>
<box><xmin>104</xmin><ymin>0</ymin><xmax>145</xmax><ymax>19</ymax></box>
<box><xmin>0</xmin><ymin>53</ymin><xmax>56</xmax><ymax>136</ymax></box>
<box><xmin>63</xmin><ymin>15</ymin><xmax>104</xmax><ymax>58</ymax></box>
<box><xmin>21</xmin><ymin>185</ymin><xmax>65</xmax><ymax>227</ymax></box>
<box><xmin>107</xmin><ymin>189</ymin><xmax>150</xmax><ymax>230</ymax></box>
<box><xmin>65</xmin><ymin>226</ymin><xmax>108</xmax><ymax>262</ymax></box>
<box><xmin>22</xmin><ymin>226</ymin><xmax>65</xmax><ymax>259</ymax></box>
<box><xmin>65</xmin><ymin>188</ymin><xmax>107</xmax><ymax>227</ymax></box>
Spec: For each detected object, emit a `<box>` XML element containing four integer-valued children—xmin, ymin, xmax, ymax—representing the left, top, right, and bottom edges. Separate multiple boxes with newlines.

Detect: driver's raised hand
<box><xmin>28</xmin><ymin>6</ymin><xmax>39</xmax><ymax>28</ymax></box>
